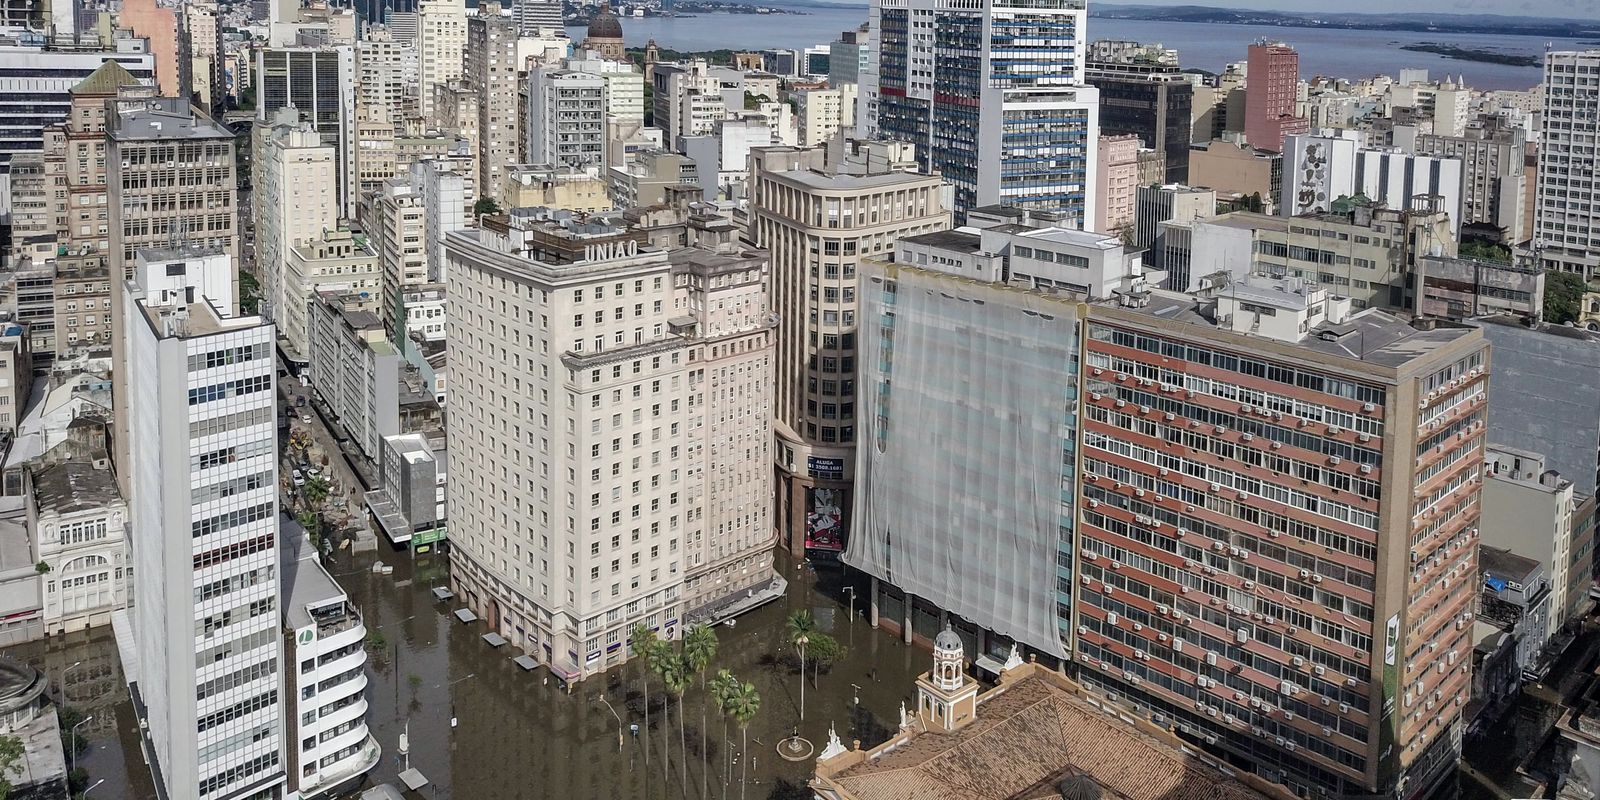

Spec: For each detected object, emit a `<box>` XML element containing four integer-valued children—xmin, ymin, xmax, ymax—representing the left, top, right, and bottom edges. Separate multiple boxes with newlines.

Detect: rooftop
<box><xmin>31</xmin><ymin>461</ymin><xmax>120</xmax><ymax>516</ymax></box>
<box><xmin>111</xmin><ymin>97</ymin><xmax>232</xmax><ymax>141</ymax></box>
<box><xmin>901</xmin><ymin>229</ymin><xmax>984</xmax><ymax>255</ymax></box>
<box><xmin>1480</xmin><ymin>545</ymin><xmax>1542</xmax><ymax>584</ymax></box>
<box><xmin>279</xmin><ymin>516</ymin><xmax>347</xmax><ymax>631</ymax></box>
<box><xmin>1101</xmin><ymin>289</ymin><xmax>1478</xmax><ymax>368</ymax></box>
<box><xmin>0</xmin><ymin>497</ymin><xmax>31</xmax><ymax>574</ymax></box>
<box><xmin>819</xmin><ymin>665</ymin><xmax>1289</xmax><ymax>800</ymax></box>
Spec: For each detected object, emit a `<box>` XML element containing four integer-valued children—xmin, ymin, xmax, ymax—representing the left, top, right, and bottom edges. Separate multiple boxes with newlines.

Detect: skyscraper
<box><xmin>255</xmin><ymin>45</ymin><xmax>357</xmax><ymax>214</ymax></box>
<box><xmin>511</xmin><ymin>0</ymin><xmax>562</xmax><ymax>35</ymax></box>
<box><xmin>864</xmin><ymin>0</ymin><xmax>1099</xmax><ymax>223</ymax></box>
<box><xmin>465</xmin><ymin>3</ymin><xmax>527</xmax><ymax>204</ymax></box>
<box><xmin>747</xmin><ymin>140</ymin><xmax>951</xmax><ymax>555</ymax></box>
<box><xmin>1244</xmin><ymin>41</ymin><xmax>1308</xmax><ymax>154</ymax></box>
<box><xmin>1533</xmin><ymin>50</ymin><xmax>1600</xmax><ymax>278</ymax></box>
<box><xmin>255</xmin><ymin>113</ymin><xmax>339</xmax><ymax>366</ymax></box>
<box><xmin>1084</xmin><ymin>42</ymin><xmax>1193</xmax><ymax>185</ymax></box>
<box><xmin>121</xmin><ymin>248</ymin><xmax>286</xmax><ymax>800</ymax></box>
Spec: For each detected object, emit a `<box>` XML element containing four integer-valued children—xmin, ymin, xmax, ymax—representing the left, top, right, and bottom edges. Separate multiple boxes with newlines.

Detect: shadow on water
<box><xmin>339</xmin><ymin>545</ymin><xmax>931</xmax><ymax>799</ymax></box>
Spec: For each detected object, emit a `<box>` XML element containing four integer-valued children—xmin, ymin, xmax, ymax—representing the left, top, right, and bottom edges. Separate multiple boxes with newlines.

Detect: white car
<box><xmin>306</xmin><ymin>466</ymin><xmax>322</xmax><ymax>479</ymax></box>
<box><xmin>300</xmin><ymin>414</ymin><xmax>312</xmax><ymax>424</ymax></box>
<box><xmin>291</xmin><ymin>468</ymin><xmax>305</xmax><ymax>487</ymax></box>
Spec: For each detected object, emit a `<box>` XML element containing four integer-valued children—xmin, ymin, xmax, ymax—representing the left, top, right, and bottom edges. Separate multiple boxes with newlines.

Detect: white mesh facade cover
<box><xmin>845</xmin><ymin>262</ymin><xmax>1079</xmax><ymax>657</ymax></box>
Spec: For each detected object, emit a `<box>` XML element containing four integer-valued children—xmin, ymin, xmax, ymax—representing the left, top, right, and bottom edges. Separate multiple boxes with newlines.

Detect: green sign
<box><xmin>413</xmin><ymin>526</ymin><xmax>447</xmax><ymax>547</ymax></box>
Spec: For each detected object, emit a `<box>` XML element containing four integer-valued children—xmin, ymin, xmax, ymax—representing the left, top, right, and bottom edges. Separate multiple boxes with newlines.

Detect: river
<box><xmin>567</xmin><ymin>3</ymin><xmax>1590</xmax><ymax>90</ymax></box>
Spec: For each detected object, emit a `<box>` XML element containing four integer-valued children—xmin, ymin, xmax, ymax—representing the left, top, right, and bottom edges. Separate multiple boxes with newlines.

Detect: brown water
<box><xmin>346</xmin><ymin>547</ymin><xmax>930</xmax><ymax>799</ymax></box>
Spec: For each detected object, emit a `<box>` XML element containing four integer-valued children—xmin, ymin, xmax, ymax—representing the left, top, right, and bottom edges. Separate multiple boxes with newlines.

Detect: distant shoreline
<box><xmin>1398</xmin><ymin>42</ymin><xmax>1539</xmax><ymax>67</ymax></box>
<box><xmin>1087</xmin><ymin>7</ymin><xmax>1597</xmax><ymax>39</ymax></box>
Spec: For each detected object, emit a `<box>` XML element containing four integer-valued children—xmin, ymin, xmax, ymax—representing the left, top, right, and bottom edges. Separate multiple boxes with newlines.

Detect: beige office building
<box><xmin>746</xmin><ymin>140</ymin><xmax>950</xmax><ymax>555</ymax></box>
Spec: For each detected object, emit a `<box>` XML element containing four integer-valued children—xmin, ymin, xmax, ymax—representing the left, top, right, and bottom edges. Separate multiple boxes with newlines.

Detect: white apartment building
<box><xmin>280</xmin><ymin>528</ymin><xmax>379</xmax><ymax>796</ymax></box>
<box><xmin>1534</xmin><ymin>51</ymin><xmax>1600</xmax><ymax>278</ymax></box>
<box><xmin>417</xmin><ymin>0</ymin><xmax>468</xmax><ymax>124</ymax></box>
<box><xmin>121</xmin><ymin>250</ymin><xmax>286</xmax><ymax>800</ymax></box>
<box><xmin>412</xmin><ymin>159</ymin><xmax>470</xmax><ymax>284</ymax></box>
<box><xmin>1281</xmin><ymin>131</ymin><xmax>1466</xmax><ymax>236</ymax></box>
<box><xmin>403</xmin><ymin>284</ymin><xmax>448</xmax><ymax>341</ymax></box>
<box><xmin>257</xmin><ymin>115</ymin><xmax>339</xmax><ymax>364</ymax></box>
<box><xmin>649</xmin><ymin>61</ymin><xmax>724</xmax><ymax>146</ymax></box>
<box><xmin>361</xmin><ymin>177</ymin><xmax>429</xmax><ymax>332</ymax></box>
<box><xmin>445</xmin><ymin>209</ymin><xmax>778</xmax><ymax>679</ymax></box>
<box><xmin>306</xmin><ymin>294</ymin><xmax>401</xmax><ymax>462</ymax></box>
<box><xmin>746</xmin><ymin>140</ymin><xmax>951</xmax><ymax>555</ymax></box>
<box><xmin>792</xmin><ymin>84</ymin><xmax>856</xmax><ymax>147</ymax></box>
<box><xmin>668</xmin><ymin>245</ymin><xmax>777</xmax><ymax>615</ymax></box>
<box><xmin>526</xmin><ymin>68</ymin><xmax>609</xmax><ymax>172</ymax></box>
<box><xmin>565</xmin><ymin>50</ymin><xmax>645</xmax><ymax>127</ymax></box>
<box><xmin>30</xmin><ymin>462</ymin><xmax>128</xmax><ymax>636</ymax></box>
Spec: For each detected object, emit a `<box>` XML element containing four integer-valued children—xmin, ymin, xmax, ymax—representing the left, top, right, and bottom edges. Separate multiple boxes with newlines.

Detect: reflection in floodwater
<box><xmin>337</xmin><ymin>545</ymin><xmax>928</xmax><ymax>799</ymax></box>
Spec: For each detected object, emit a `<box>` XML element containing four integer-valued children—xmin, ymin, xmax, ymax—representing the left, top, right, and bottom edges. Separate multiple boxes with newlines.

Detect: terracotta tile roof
<box><xmin>825</xmin><ymin>672</ymin><xmax>1279</xmax><ymax>800</ymax></box>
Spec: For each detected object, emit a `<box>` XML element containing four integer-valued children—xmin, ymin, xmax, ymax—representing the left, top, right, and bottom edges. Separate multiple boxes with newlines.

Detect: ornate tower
<box><xmin>916</xmin><ymin>627</ymin><xmax>980</xmax><ymax>733</ymax></box>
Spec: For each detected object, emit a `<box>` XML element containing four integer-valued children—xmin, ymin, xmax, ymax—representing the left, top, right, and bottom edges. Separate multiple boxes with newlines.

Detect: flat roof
<box><xmin>902</xmin><ymin>229</ymin><xmax>984</xmax><ymax>254</ymax></box>
<box><xmin>1480</xmin><ymin>545</ymin><xmax>1541</xmax><ymax>582</ymax></box>
<box><xmin>0</xmin><ymin>497</ymin><xmax>30</xmax><ymax>573</ymax></box>
<box><xmin>1102</xmin><ymin>290</ymin><xmax>1478</xmax><ymax>369</ymax></box>
<box><xmin>279</xmin><ymin>516</ymin><xmax>346</xmax><ymax>630</ymax></box>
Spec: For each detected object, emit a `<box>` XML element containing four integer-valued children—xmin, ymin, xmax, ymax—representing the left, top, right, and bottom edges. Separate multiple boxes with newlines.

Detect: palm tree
<box><xmin>729</xmin><ymin>682</ymin><xmax>761</xmax><ymax>800</ymax></box>
<box><xmin>787</xmin><ymin>610</ymin><xmax>815</xmax><ymax>720</ymax></box>
<box><xmin>646</xmin><ymin>639</ymin><xmax>675</xmax><ymax>788</ymax></box>
<box><xmin>710</xmin><ymin>669</ymin><xmax>739</xmax><ymax>800</ymax></box>
<box><xmin>683</xmin><ymin>624</ymin><xmax>718</xmax><ymax>799</ymax></box>
<box><xmin>629</xmin><ymin>623</ymin><xmax>657</xmax><ymax>772</ymax></box>
<box><xmin>659</xmin><ymin>652</ymin><xmax>692</xmax><ymax>800</ymax></box>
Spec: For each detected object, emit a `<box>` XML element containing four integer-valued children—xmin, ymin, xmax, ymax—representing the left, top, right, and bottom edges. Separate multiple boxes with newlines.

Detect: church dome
<box><xmin>934</xmin><ymin>627</ymin><xmax>963</xmax><ymax>654</ymax></box>
<box><xmin>587</xmin><ymin>7</ymin><xmax>623</xmax><ymax>40</ymax></box>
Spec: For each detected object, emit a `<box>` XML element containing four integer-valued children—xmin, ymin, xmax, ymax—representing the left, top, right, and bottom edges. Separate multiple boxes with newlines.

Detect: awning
<box><xmin>513</xmin><ymin>655</ymin><xmax>538</xmax><ymax>671</ymax></box>
<box><xmin>483</xmin><ymin>633</ymin><xmax>507</xmax><ymax>648</ymax></box>
<box><xmin>432</xmin><ymin>587</ymin><xmax>456</xmax><ymax>601</ymax></box>
<box><xmin>453</xmin><ymin>608</ymin><xmax>478</xmax><ymax>623</ymax></box>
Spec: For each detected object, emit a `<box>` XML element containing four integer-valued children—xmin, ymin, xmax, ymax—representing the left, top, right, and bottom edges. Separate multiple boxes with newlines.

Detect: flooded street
<box><xmin>327</xmin><ymin>544</ymin><xmax>928</xmax><ymax>799</ymax></box>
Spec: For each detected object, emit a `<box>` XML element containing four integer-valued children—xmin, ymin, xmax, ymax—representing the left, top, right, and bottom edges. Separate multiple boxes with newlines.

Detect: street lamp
<box><xmin>596</xmin><ymin>694</ymin><xmax>624</xmax><ymax>750</ymax></box>
<box><xmin>795</xmin><ymin>633</ymin><xmax>809</xmax><ymax>722</ymax></box>
<box><xmin>82</xmin><ymin>779</ymin><xmax>105</xmax><ymax>797</ymax></box>
<box><xmin>69</xmin><ymin>715</ymin><xmax>93</xmax><ymax>774</ymax></box>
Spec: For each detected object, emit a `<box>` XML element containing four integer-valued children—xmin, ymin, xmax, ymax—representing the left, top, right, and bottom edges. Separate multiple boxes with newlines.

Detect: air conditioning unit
<box><xmin>1106</xmin><ymin>612</ymin><xmax>1119</xmax><ymax>625</ymax></box>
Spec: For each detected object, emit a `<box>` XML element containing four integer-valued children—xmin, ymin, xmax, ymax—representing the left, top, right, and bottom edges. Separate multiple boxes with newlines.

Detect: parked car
<box><xmin>291</xmin><ymin>468</ymin><xmax>305</xmax><ymax>487</ymax></box>
<box><xmin>301</xmin><ymin>414</ymin><xmax>312</xmax><ymax>424</ymax></box>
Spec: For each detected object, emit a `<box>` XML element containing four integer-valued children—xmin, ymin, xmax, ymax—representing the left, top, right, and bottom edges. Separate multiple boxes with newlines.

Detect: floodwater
<box><xmin>343</xmin><ymin>547</ymin><xmax>929</xmax><ymax>799</ymax></box>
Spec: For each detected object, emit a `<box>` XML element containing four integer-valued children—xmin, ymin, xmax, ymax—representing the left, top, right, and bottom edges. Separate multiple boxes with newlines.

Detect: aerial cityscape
<box><xmin>0</xmin><ymin>0</ymin><xmax>1595</xmax><ymax>798</ymax></box>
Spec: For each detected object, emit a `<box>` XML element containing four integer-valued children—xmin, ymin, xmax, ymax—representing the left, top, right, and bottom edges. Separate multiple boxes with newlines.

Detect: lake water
<box><xmin>569</xmin><ymin>3</ymin><xmax>1590</xmax><ymax>90</ymax></box>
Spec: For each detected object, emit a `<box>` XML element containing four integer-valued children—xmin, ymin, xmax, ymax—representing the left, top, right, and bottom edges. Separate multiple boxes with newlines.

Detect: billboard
<box><xmin>804</xmin><ymin>486</ymin><xmax>846</xmax><ymax>552</ymax></box>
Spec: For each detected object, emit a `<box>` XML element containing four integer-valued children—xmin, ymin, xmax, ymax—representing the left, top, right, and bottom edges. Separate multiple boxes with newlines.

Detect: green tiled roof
<box><xmin>71</xmin><ymin>60</ymin><xmax>140</xmax><ymax>95</ymax></box>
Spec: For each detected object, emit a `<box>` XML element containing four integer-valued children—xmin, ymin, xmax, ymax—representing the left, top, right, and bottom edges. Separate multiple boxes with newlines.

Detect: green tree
<box><xmin>1545</xmin><ymin>270</ymin><xmax>1587</xmax><ymax>326</ymax></box>
<box><xmin>804</xmin><ymin>632</ymin><xmax>846</xmax><ymax>678</ymax></box>
<box><xmin>0</xmin><ymin>733</ymin><xmax>25</xmax><ymax>799</ymax></box>
<box><xmin>473</xmin><ymin>197</ymin><xmax>502</xmax><ymax>217</ymax></box>
<box><xmin>295</xmin><ymin>510</ymin><xmax>322</xmax><ymax>547</ymax></box>
<box><xmin>303</xmin><ymin>475</ymin><xmax>331</xmax><ymax>507</ymax></box>
<box><xmin>683</xmin><ymin>624</ymin><xmax>719</xmax><ymax>799</ymax></box>
<box><xmin>239</xmin><ymin>270</ymin><xmax>262</xmax><ymax>315</ymax></box>
<box><xmin>1460</xmin><ymin>239</ymin><xmax>1512</xmax><ymax>264</ymax></box>
<box><xmin>729</xmin><ymin>682</ymin><xmax>761</xmax><ymax>800</ymax></box>
<box><xmin>787</xmin><ymin>610</ymin><xmax>815</xmax><ymax>718</ymax></box>
<box><xmin>710</xmin><ymin>669</ymin><xmax>740</xmax><ymax>800</ymax></box>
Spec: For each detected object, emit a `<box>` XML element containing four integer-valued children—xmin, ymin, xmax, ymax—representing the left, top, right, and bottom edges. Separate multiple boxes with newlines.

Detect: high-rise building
<box><xmin>355</xmin><ymin>27</ymin><xmax>420</xmax><ymax>134</ymax></box>
<box><xmin>107</xmin><ymin>95</ymin><xmax>241</xmax><ymax>280</ymax></box>
<box><xmin>1085</xmin><ymin>43</ymin><xmax>1194</xmax><ymax>185</ymax></box>
<box><xmin>525</xmin><ymin>67</ymin><xmax>609</xmax><ymax>170</ymax></box>
<box><xmin>183</xmin><ymin>0</ymin><xmax>223</xmax><ymax>108</ymax></box>
<box><xmin>360</xmin><ymin>177</ymin><xmax>430</xmax><ymax>333</ymax></box>
<box><xmin>255</xmin><ymin>46</ymin><xmax>358</xmax><ymax>215</ymax></box>
<box><xmin>792</xmin><ymin>85</ymin><xmax>855</xmax><ymax>148</ymax></box>
<box><xmin>827</xmin><ymin>24</ymin><xmax>869</xmax><ymax>90</ymax></box>
<box><xmin>411</xmin><ymin>158</ymin><xmax>469</xmax><ymax>283</ymax></box>
<box><xmin>255</xmin><ymin>113</ymin><xmax>339</xmax><ymax>365</ymax></box>
<box><xmin>118</xmin><ymin>0</ymin><xmax>180</xmax><ymax>96</ymax></box>
<box><xmin>849</xmin><ymin>244</ymin><xmax>1485</xmax><ymax>797</ymax></box>
<box><xmin>747</xmin><ymin>140</ymin><xmax>951</xmax><ymax>555</ymax></box>
<box><xmin>416</xmin><ymin>0</ymin><xmax>468</xmax><ymax>124</ymax></box>
<box><xmin>1095</xmin><ymin>133</ymin><xmax>1139</xmax><ymax>235</ymax></box>
<box><xmin>0</xmin><ymin>40</ymin><xmax>154</xmax><ymax>208</ymax></box>
<box><xmin>1413</xmin><ymin>115</ymin><xmax>1527</xmax><ymax>244</ymax></box>
<box><xmin>511</xmin><ymin>0</ymin><xmax>562</xmax><ymax>35</ymax></box>
<box><xmin>465</xmin><ymin>4</ymin><xmax>526</xmax><ymax>203</ymax></box>
<box><xmin>1533</xmin><ymin>50</ymin><xmax>1600</xmax><ymax>278</ymax></box>
<box><xmin>120</xmin><ymin>247</ymin><xmax>286</xmax><ymax>800</ymax></box>
<box><xmin>443</xmin><ymin>208</ymin><xmax>778</xmax><ymax>679</ymax></box>
<box><xmin>865</xmin><ymin>0</ymin><xmax>1099</xmax><ymax>223</ymax></box>
<box><xmin>1280</xmin><ymin>133</ymin><xmax>1466</xmax><ymax>238</ymax></box>
<box><xmin>562</xmin><ymin>49</ymin><xmax>645</xmax><ymax>128</ymax></box>
<box><xmin>1243</xmin><ymin>41</ymin><xmax>1308</xmax><ymax>153</ymax></box>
